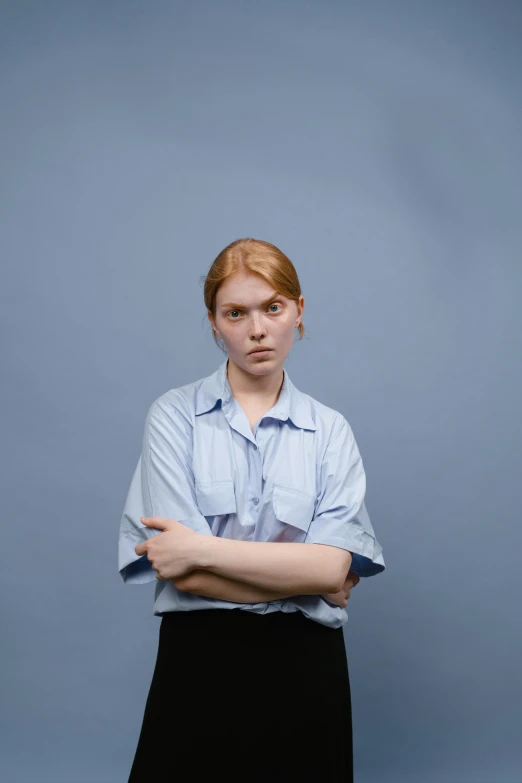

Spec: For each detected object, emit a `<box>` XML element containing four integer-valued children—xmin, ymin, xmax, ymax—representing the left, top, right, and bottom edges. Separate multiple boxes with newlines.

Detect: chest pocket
<box><xmin>271</xmin><ymin>483</ymin><xmax>316</xmax><ymax>543</ymax></box>
<box><xmin>195</xmin><ymin>479</ymin><xmax>237</xmax><ymax>520</ymax></box>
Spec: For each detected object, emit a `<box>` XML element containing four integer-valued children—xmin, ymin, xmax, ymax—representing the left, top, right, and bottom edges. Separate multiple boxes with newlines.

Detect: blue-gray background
<box><xmin>1</xmin><ymin>1</ymin><xmax>521</xmax><ymax>781</ymax></box>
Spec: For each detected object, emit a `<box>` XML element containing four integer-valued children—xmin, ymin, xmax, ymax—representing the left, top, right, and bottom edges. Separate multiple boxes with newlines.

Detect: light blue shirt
<box><xmin>118</xmin><ymin>358</ymin><xmax>385</xmax><ymax>629</ymax></box>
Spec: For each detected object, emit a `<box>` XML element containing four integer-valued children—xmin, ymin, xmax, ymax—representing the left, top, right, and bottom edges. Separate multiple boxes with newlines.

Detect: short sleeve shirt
<box><xmin>118</xmin><ymin>358</ymin><xmax>385</xmax><ymax>629</ymax></box>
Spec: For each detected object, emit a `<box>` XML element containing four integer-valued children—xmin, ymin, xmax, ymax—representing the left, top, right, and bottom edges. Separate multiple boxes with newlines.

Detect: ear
<box><xmin>208</xmin><ymin>311</ymin><xmax>220</xmax><ymax>336</ymax></box>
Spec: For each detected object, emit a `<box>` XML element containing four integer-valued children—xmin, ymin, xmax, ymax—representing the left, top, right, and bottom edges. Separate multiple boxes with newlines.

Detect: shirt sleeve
<box><xmin>118</xmin><ymin>394</ymin><xmax>214</xmax><ymax>584</ymax></box>
<box><xmin>305</xmin><ymin>414</ymin><xmax>385</xmax><ymax>578</ymax></box>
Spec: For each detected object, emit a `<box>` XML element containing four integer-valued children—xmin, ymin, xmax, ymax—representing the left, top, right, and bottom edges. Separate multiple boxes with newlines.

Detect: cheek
<box><xmin>279</xmin><ymin>315</ymin><xmax>297</xmax><ymax>333</ymax></box>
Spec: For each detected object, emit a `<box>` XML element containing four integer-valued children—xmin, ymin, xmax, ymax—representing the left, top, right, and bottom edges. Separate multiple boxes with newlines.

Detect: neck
<box><xmin>226</xmin><ymin>358</ymin><xmax>284</xmax><ymax>405</ymax></box>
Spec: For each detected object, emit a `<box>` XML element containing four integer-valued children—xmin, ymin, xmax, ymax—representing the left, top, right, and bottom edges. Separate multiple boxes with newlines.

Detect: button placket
<box><xmin>251</xmin><ymin>438</ymin><xmax>262</xmax><ymax>512</ymax></box>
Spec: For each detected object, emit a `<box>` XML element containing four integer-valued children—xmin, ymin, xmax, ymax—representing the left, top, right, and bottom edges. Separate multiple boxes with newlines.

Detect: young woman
<box><xmin>118</xmin><ymin>238</ymin><xmax>385</xmax><ymax>782</ymax></box>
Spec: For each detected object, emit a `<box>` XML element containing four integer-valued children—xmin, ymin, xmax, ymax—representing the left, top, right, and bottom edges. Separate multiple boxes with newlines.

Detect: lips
<box><xmin>249</xmin><ymin>348</ymin><xmax>273</xmax><ymax>354</ymax></box>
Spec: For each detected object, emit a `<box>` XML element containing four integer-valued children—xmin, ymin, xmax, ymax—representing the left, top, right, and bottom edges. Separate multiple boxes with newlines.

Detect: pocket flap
<box><xmin>272</xmin><ymin>484</ymin><xmax>315</xmax><ymax>532</ymax></box>
<box><xmin>195</xmin><ymin>480</ymin><xmax>237</xmax><ymax>517</ymax></box>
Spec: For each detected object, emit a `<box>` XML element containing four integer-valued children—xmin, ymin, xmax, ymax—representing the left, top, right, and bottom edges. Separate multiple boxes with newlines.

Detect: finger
<box><xmin>140</xmin><ymin>517</ymin><xmax>168</xmax><ymax>529</ymax></box>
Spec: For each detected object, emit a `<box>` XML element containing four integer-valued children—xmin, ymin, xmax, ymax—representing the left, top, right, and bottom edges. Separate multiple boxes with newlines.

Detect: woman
<box><xmin>118</xmin><ymin>238</ymin><xmax>385</xmax><ymax>782</ymax></box>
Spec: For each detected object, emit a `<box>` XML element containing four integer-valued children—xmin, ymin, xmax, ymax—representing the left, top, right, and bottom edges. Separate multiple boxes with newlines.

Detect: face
<box><xmin>208</xmin><ymin>271</ymin><xmax>304</xmax><ymax>377</ymax></box>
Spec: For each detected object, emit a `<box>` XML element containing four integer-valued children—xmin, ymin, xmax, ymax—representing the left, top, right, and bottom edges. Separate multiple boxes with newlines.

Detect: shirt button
<box><xmin>253</xmin><ymin>444</ymin><xmax>258</xmax><ymax>450</ymax></box>
<box><xmin>253</xmin><ymin>497</ymin><xmax>259</xmax><ymax>505</ymax></box>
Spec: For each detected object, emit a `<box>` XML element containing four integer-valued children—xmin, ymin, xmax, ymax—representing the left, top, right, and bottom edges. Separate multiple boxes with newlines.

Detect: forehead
<box><xmin>216</xmin><ymin>272</ymin><xmax>284</xmax><ymax>304</ymax></box>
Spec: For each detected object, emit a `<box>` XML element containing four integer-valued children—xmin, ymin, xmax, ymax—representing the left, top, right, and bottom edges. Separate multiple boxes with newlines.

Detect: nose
<box><xmin>249</xmin><ymin>314</ymin><xmax>267</xmax><ymax>338</ymax></box>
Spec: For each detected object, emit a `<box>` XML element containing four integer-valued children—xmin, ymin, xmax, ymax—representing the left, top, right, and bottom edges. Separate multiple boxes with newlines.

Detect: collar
<box><xmin>195</xmin><ymin>357</ymin><xmax>317</xmax><ymax>431</ymax></box>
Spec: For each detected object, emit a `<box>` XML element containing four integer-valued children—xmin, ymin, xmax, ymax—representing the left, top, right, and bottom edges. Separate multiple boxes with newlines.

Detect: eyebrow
<box><xmin>219</xmin><ymin>292</ymin><xmax>281</xmax><ymax>309</ymax></box>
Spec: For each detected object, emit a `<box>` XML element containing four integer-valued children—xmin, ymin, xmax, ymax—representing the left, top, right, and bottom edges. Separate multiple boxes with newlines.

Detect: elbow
<box><xmin>173</xmin><ymin>573</ymin><xmax>198</xmax><ymax>592</ymax></box>
<box><xmin>328</xmin><ymin>575</ymin><xmax>345</xmax><ymax>594</ymax></box>
<box><xmin>324</xmin><ymin>568</ymin><xmax>344</xmax><ymax>595</ymax></box>
<box><xmin>327</xmin><ymin>549</ymin><xmax>353</xmax><ymax>593</ymax></box>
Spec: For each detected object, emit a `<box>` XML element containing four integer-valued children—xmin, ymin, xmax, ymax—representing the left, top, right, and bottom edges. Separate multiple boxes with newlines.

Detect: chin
<box><xmin>233</xmin><ymin>356</ymin><xmax>278</xmax><ymax>372</ymax></box>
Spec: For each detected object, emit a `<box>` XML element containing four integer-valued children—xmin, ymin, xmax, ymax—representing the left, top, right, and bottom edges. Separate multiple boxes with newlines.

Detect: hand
<box><xmin>135</xmin><ymin>517</ymin><xmax>201</xmax><ymax>581</ymax></box>
<box><xmin>320</xmin><ymin>569</ymin><xmax>360</xmax><ymax>608</ymax></box>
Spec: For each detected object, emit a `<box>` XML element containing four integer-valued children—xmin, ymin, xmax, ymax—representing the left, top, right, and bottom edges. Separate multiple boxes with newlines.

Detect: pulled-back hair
<box><xmin>200</xmin><ymin>238</ymin><xmax>306</xmax><ymax>352</ymax></box>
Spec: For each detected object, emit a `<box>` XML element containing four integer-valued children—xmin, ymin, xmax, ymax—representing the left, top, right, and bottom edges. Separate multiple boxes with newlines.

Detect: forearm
<box><xmin>193</xmin><ymin>536</ymin><xmax>348</xmax><ymax>595</ymax></box>
<box><xmin>172</xmin><ymin>570</ymin><xmax>300</xmax><ymax>603</ymax></box>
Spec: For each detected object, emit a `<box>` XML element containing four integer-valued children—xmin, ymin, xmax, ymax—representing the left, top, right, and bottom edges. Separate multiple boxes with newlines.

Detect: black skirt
<box><xmin>127</xmin><ymin>607</ymin><xmax>353</xmax><ymax>782</ymax></box>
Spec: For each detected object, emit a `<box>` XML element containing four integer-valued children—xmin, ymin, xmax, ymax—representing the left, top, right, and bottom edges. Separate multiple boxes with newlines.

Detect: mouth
<box><xmin>248</xmin><ymin>348</ymin><xmax>273</xmax><ymax>356</ymax></box>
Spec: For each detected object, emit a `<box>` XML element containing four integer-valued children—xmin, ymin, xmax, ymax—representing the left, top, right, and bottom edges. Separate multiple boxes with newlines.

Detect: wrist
<box><xmin>191</xmin><ymin>533</ymin><xmax>215</xmax><ymax>570</ymax></box>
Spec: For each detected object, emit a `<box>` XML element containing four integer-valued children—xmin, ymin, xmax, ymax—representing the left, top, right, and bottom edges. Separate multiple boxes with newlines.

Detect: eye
<box><xmin>226</xmin><ymin>303</ymin><xmax>282</xmax><ymax>319</ymax></box>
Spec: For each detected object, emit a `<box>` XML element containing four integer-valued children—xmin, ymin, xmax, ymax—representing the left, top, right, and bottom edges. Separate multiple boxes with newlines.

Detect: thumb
<box><xmin>140</xmin><ymin>516</ymin><xmax>170</xmax><ymax>530</ymax></box>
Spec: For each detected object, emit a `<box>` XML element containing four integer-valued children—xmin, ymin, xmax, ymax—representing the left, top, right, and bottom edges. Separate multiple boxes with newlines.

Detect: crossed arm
<box><xmin>173</xmin><ymin>569</ymin><xmax>299</xmax><ymax>603</ymax></box>
<box><xmin>171</xmin><ymin>537</ymin><xmax>353</xmax><ymax>603</ymax></box>
<box><xmin>138</xmin><ymin>399</ymin><xmax>360</xmax><ymax>603</ymax></box>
